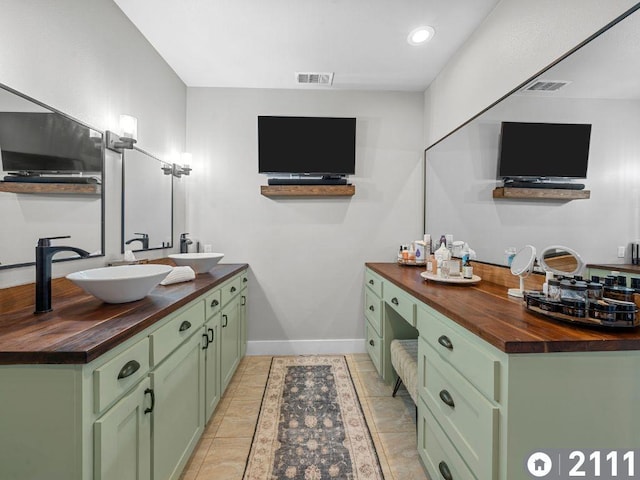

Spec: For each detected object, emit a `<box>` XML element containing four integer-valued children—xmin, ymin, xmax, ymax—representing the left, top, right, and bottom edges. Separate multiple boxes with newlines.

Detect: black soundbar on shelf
<box><xmin>503</xmin><ymin>180</ymin><xmax>585</xmax><ymax>190</ymax></box>
<box><xmin>3</xmin><ymin>175</ymin><xmax>101</xmax><ymax>184</ymax></box>
<box><xmin>268</xmin><ymin>177</ymin><xmax>348</xmax><ymax>186</ymax></box>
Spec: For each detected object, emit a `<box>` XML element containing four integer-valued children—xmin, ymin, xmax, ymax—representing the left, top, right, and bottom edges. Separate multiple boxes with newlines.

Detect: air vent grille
<box><xmin>295</xmin><ymin>72</ymin><xmax>334</xmax><ymax>86</ymax></box>
<box><xmin>522</xmin><ymin>80</ymin><xmax>571</xmax><ymax>92</ymax></box>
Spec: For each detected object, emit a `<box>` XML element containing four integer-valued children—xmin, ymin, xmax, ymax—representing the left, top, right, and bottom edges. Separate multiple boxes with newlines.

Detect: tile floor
<box><xmin>180</xmin><ymin>354</ymin><xmax>429</xmax><ymax>480</ymax></box>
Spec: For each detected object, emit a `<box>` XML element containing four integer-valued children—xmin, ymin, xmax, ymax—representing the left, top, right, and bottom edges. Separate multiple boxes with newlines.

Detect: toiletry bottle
<box><xmin>402</xmin><ymin>246</ymin><xmax>409</xmax><ymax>262</ymax></box>
<box><xmin>408</xmin><ymin>243</ymin><xmax>416</xmax><ymax>263</ymax></box>
<box><xmin>397</xmin><ymin>245</ymin><xmax>404</xmax><ymax>263</ymax></box>
<box><xmin>462</xmin><ymin>255</ymin><xmax>473</xmax><ymax>279</ymax></box>
<box><xmin>424</xmin><ymin>234</ymin><xmax>431</xmax><ymax>254</ymax></box>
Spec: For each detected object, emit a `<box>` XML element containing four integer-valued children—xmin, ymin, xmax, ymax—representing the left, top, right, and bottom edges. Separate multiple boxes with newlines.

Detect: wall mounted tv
<box><xmin>0</xmin><ymin>112</ymin><xmax>103</xmax><ymax>174</ymax></box>
<box><xmin>497</xmin><ymin>121</ymin><xmax>592</xmax><ymax>179</ymax></box>
<box><xmin>258</xmin><ymin>116</ymin><xmax>356</xmax><ymax>175</ymax></box>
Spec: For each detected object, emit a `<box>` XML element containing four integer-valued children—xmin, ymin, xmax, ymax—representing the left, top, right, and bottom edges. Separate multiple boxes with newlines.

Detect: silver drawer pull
<box><xmin>438</xmin><ymin>335</ymin><xmax>453</xmax><ymax>350</ymax></box>
<box><xmin>438</xmin><ymin>461</ymin><xmax>453</xmax><ymax>480</ymax></box>
<box><xmin>369</xmin><ymin>305</ymin><xmax>375</xmax><ymax>312</ymax></box>
<box><xmin>368</xmin><ymin>279</ymin><xmax>374</xmax><ymax>285</ymax></box>
<box><xmin>117</xmin><ymin>360</ymin><xmax>140</xmax><ymax>380</ymax></box>
<box><xmin>391</xmin><ymin>297</ymin><xmax>399</xmax><ymax>306</ymax></box>
<box><xmin>179</xmin><ymin>320</ymin><xmax>191</xmax><ymax>332</ymax></box>
<box><xmin>369</xmin><ymin>339</ymin><xmax>375</xmax><ymax>346</ymax></box>
<box><xmin>439</xmin><ymin>389</ymin><xmax>455</xmax><ymax>408</ymax></box>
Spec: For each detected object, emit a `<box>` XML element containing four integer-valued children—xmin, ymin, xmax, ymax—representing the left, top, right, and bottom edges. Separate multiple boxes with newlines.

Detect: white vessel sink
<box><xmin>66</xmin><ymin>264</ymin><xmax>173</xmax><ymax>304</ymax></box>
<box><xmin>169</xmin><ymin>253</ymin><xmax>224</xmax><ymax>274</ymax></box>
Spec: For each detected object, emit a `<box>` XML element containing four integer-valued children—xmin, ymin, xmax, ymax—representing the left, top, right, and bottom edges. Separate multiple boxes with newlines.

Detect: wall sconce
<box><xmin>161</xmin><ymin>153</ymin><xmax>193</xmax><ymax>177</ymax></box>
<box><xmin>106</xmin><ymin>115</ymin><xmax>138</xmax><ymax>153</ymax></box>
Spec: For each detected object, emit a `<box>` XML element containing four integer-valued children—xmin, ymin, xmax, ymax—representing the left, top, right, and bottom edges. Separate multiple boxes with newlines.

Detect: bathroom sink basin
<box><xmin>66</xmin><ymin>264</ymin><xmax>173</xmax><ymax>304</ymax></box>
<box><xmin>168</xmin><ymin>253</ymin><xmax>224</xmax><ymax>274</ymax></box>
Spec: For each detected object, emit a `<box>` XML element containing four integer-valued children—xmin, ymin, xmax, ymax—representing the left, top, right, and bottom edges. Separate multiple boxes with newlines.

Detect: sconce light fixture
<box><xmin>106</xmin><ymin>114</ymin><xmax>138</xmax><ymax>153</ymax></box>
<box><xmin>161</xmin><ymin>153</ymin><xmax>193</xmax><ymax>177</ymax></box>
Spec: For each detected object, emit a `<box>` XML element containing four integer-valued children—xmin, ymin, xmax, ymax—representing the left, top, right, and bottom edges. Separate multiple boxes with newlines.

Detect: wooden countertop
<box><xmin>0</xmin><ymin>263</ymin><xmax>248</xmax><ymax>365</ymax></box>
<box><xmin>366</xmin><ymin>262</ymin><xmax>640</xmax><ymax>354</ymax></box>
<box><xmin>588</xmin><ymin>264</ymin><xmax>640</xmax><ymax>275</ymax></box>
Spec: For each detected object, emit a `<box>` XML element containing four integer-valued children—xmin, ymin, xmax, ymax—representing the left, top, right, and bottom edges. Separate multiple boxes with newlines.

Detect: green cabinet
<box><xmin>220</xmin><ymin>298</ymin><xmax>240</xmax><ymax>392</ymax></box>
<box><xmin>151</xmin><ymin>330</ymin><xmax>205</xmax><ymax>480</ymax></box>
<box><xmin>0</xmin><ymin>267</ymin><xmax>249</xmax><ymax>480</ymax></box>
<box><xmin>94</xmin><ymin>378</ymin><xmax>152</xmax><ymax>480</ymax></box>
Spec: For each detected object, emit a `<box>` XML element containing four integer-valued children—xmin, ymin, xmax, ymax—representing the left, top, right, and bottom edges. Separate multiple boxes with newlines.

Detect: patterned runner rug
<box><xmin>243</xmin><ymin>355</ymin><xmax>384</xmax><ymax>480</ymax></box>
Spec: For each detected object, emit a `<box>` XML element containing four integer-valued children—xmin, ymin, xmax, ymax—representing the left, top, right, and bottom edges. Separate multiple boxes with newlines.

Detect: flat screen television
<box><xmin>258</xmin><ymin>116</ymin><xmax>356</xmax><ymax>175</ymax></box>
<box><xmin>497</xmin><ymin>121</ymin><xmax>591</xmax><ymax>179</ymax></box>
<box><xmin>0</xmin><ymin>112</ymin><xmax>103</xmax><ymax>174</ymax></box>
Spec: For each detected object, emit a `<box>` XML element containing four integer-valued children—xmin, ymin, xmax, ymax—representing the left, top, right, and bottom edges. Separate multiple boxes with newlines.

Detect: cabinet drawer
<box><xmin>421</xmin><ymin>340</ymin><xmax>498</xmax><ymax>480</ymax></box>
<box><xmin>417</xmin><ymin>304</ymin><xmax>500</xmax><ymax>401</ymax></box>
<box><xmin>365</xmin><ymin>320</ymin><xmax>382</xmax><ymax>377</ymax></box>
<box><xmin>150</xmin><ymin>301</ymin><xmax>205</xmax><ymax>367</ymax></box>
<box><xmin>94</xmin><ymin>337</ymin><xmax>150</xmax><ymax>414</ymax></box>
<box><xmin>364</xmin><ymin>288</ymin><xmax>382</xmax><ymax>336</ymax></box>
<box><xmin>418</xmin><ymin>398</ymin><xmax>478</xmax><ymax>480</ymax></box>
<box><xmin>240</xmin><ymin>270</ymin><xmax>249</xmax><ymax>289</ymax></box>
<box><xmin>205</xmin><ymin>289</ymin><xmax>222</xmax><ymax>319</ymax></box>
<box><xmin>384</xmin><ymin>281</ymin><xmax>416</xmax><ymax>327</ymax></box>
<box><xmin>365</xmin><ymin>269</ymin><xmax>383</xmax><ymax>298</ymax></box>
<box><xmin>221</xmin><ymin>276</ymin><xmax>242</xmax><ymax>307</ymax></box>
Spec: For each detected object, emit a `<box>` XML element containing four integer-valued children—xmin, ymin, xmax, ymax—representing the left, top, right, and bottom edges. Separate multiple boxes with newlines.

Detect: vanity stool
<box><xmin>390</xmin><ymin>338</ymin><xmax>418</xmax><ymax>404</ymax></box>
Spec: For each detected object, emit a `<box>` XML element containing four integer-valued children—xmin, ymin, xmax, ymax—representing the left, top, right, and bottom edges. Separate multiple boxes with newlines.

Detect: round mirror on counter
<box><xmin>538</xmin><ymin>245</ymin><xmax>584</xmax><ymax>277</ymax></box>
<box><xmin>508</xmin><ymin>245</ymin><xmax>537</xmax><ymax>298</ymax></box>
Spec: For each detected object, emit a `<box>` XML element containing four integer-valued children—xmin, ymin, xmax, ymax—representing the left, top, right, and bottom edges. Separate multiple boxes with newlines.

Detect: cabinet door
<box><xmin>151</xmin><ymin>331</ymin><xmax>204</xmax><ymax>480</ymax></box>
<box><xmin>94</xmin><ymin>377</ymin><xmax>152</xmax><ymax>480</ymax></box>
<box><xmin>239</xmin><ymin>289</ymin><xmax>247</xmax><ymax>357</ymax></box>
<box><xmin>203</xmin><ymin>317</ymin><xmax>220</xmax><ymax>422</ymax></box>
<box><xmin>220</xmin><ymin>299</ymin><xmax>240</xmax><ymax>392</ymax></box>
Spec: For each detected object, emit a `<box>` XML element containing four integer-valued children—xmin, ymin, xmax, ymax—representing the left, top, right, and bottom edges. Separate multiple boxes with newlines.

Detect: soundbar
<box><xmin>503</xmin><ymin>181</ymin><xmax>585</xmax><ymax>190</ymax></box>
<box><xmin>3</xmin><ymin>175</ymin><xmax>101</xmax><ymax>184</ymax></box>
<box><xmin>268</xmin><ymin>177</ymin><xmax>348</xmax><ymax>185</ymax></box>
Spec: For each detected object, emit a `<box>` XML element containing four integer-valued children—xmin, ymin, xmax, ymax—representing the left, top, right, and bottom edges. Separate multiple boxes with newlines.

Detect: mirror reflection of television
<box><xmin>0</xmin><ymin>112</ymin><xmax>103</xmax><ymax>174</ymax></box>
<box><xmin>258</xmin><ymin>116</ymin><xmax>356</xmax><ymax>175</ymax></box>
<box><xmin>497</xmin><ymin>122</ymin><xmax>591</xmax><ymax>180</ymax></box>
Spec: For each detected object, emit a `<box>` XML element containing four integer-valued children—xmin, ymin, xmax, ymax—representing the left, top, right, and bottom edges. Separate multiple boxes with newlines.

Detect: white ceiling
<box><xmin>113</xmin><ymin>0</ymin><xmax>500</xmax><ymax>91</ymax></box>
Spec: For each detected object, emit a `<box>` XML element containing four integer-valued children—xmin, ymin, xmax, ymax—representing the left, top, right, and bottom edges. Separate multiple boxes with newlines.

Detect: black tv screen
<box><xmin>258</xmin><ymin>116</ymin><xmax>356</xmax><ymax>175</ymax></box>
<box><xmin>0</xmin><ymin>112</ymin><xmax>103</xmax><ymax>174</ymax></box>
<box><xmin>497</xmin><ymin>122</ymin><xmax>591</xmax><ymax>179</ymax></box>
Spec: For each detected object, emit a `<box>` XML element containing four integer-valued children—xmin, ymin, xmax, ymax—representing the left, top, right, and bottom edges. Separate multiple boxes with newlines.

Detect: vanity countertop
<box><xmin>587</xmin><ymin>263</ymin><xmax>640</xmax><ymax>275</ymax></box>
<box><xmin>367</xmin><ymin>262</ymin><xmax>640</xmax><ymax>354</ymax></box>
<box><xmin>0</xmin><ymin>263</ymin><xmax>248</xmax><ymax>365</ymax></box>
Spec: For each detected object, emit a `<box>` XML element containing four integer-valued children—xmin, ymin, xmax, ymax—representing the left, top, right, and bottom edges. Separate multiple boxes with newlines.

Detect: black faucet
<box><xmin>180</xmin><ymin>233</ymin><xmax>193</xmax><ymax>253</ymax></box>
<box><xmin>125</xmin><ymin>233</ymin><xmax>149</xmax><ymax>250</ymax></box>
<box><xmin>35</xmin><ymin>236</ymin><xmax>90</xmax><ymax>314</ymax></box>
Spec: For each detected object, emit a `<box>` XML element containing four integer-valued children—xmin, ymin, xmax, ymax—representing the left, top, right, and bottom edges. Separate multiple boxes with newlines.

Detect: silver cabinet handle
<box><xmin>439</xmin><ymin>389</ymin><xmax>455</xmax><ymax>408</ymax></box>
<box><xmin>438</xmin><ymin>335</ymin><xmax>453</xmax><ymax>350</ymax></box>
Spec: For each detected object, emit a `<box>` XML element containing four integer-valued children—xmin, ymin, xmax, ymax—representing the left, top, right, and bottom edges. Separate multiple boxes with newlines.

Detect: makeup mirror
<box><xmin>538</xmin><ymin>245</ymin><xmax>584</xmax><ymax>277</ymax></box>
<box><xmin>508</xmin><ymin>245</ymin><xmax>537</xmax><ymax>298</ymax></box>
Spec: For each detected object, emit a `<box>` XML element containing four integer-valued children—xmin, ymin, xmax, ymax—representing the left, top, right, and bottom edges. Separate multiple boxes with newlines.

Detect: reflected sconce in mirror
<box><xmin>106</xmin><ymin>114</ymin><xmax>138</xmax><ymax>153</ymax></box>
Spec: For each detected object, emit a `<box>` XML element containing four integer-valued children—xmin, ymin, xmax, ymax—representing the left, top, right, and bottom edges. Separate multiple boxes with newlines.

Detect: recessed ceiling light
<box><xmin>407</xmin><ymin>26</ymin><xmax>435</xmax><ymax>46</ymax></box>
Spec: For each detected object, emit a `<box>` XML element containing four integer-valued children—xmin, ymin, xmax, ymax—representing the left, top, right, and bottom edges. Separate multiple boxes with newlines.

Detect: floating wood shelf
<box><xmin>0</xmin><ymin>182</ymin><xmax>101</xmax><ymax>195</ymax></box>
<box><xmin>492</xmin><ymin>187</ymin><xmax>590</xmax><ymax>200</ymax></box>
<box><xmin>261</xmin><ymin>184</ymin><xmax>355</xmax><ymax>197</ymax></box>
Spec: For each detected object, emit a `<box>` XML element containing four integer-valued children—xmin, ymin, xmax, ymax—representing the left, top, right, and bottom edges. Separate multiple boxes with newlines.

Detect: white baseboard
<box><xmin>246</xmin><ymin>339</ymin><xmax>366</xmax><ymax>356</ymax></box>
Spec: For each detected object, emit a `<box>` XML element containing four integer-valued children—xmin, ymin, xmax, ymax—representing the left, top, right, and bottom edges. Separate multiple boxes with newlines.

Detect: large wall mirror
<box><xmin>122</xmin><ymin>147</ymin><xmax>173</xmax><ymax>252</ymax></box>
<box><xmin>0</xmin><ymin>84</ymin><xmax>104</xmax><ymax>269</ymax></box>
<box><xmin>425</xmin><ymin>6</ymin><xmax>640</xmax><ymax>266</ymax></box>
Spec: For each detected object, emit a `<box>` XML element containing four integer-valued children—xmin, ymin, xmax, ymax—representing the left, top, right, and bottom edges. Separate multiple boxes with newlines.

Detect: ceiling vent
<box><xmin>521</xmin><ymin>80</ymin><xmax>571</xmax><ymax>92</ymax></box>
<box><xmin>295</xmin><ymin>72</ymin><xmax>334</xmax><ymax>86</ymax></box>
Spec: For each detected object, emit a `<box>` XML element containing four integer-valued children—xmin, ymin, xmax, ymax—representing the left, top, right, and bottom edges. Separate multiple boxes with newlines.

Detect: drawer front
<box><xmin>421</xmin><ymin>340</ymin><xmax>498</xmax><ymax>480</ymax></box>
<box><xmin>418</xmin><ymin>398</ymin><xmax>478</xmax><ymax>480</ymax></box>
<box><xmin>205</xmin><ymin>289</ymin><xmax>222</xmax><ymax>319</ymax></box>
<box><xmin>365</xmin><ymin>269</ymin><xmax>383</xmax><ymax>298</ymax></box>
<box><xmin>240</xmin><ymin>270</ymin><xmax>249</xmax><ymax>290</ymax></box>
<box><xmin>150</xmin><ymin>301</ymin><xmax>205</xmax><ymax>367</ymax></box>
<box><xmin>221</xmin><ymin>276</ymin><xmax>242</xmax><ymax>307</ymax></box>
<box><xmin>364</xmin><ymin>288</ymin><xmax>382</xmax><ymax>336</ymax></box>
<box><xmin>365</xmin><ymin>320</ymin><xmax>382</xmax><ymax>377</ymax></box>
<box><xmin>94</xmin><ymin>337</ymin><xmax>150</xmax><ymax>414</ymax></box>
<box><xmin>417</xmin><ymin>304</ymin><xmax>500</xmax><ymax>401</ymax></box>
<box><xmin>384</xmin><ymin>281</ymin><xmax>416</xmax><ymax>327</ymax></box>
